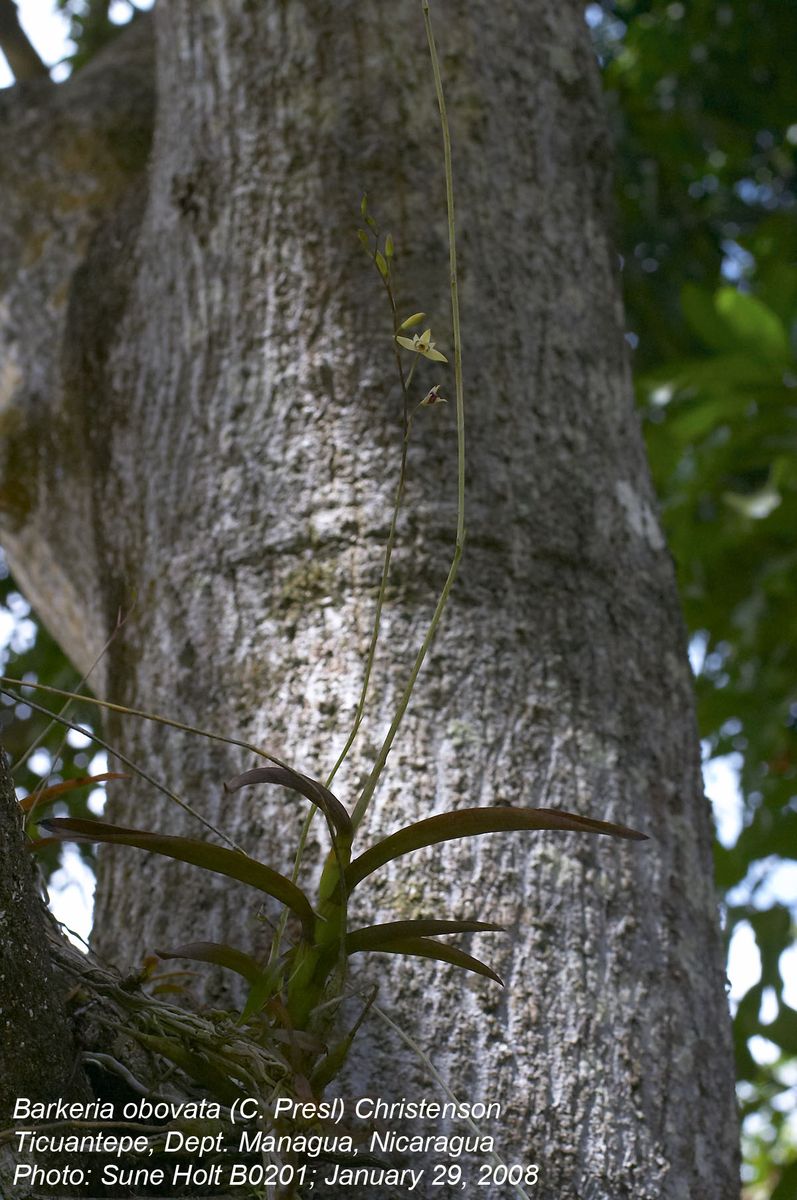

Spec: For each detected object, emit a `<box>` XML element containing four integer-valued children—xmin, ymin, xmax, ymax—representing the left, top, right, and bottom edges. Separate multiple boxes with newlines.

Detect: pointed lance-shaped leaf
<box><xmin>347</xmin><ymin>919</ymin><xmax>505</xmax><ymax>952</ymax></box>
<box><xmin>20</xmin><ymin>772</ymin><xmax>129</xmax><ymax>813</ymax></box>
<box><xmin>345</xmin><ymin>806</ymin><xmax>647</xmax><ymax>890</ymax></box>
<box><xmin>239</xmin><ymin>960</ymin><xmax>285</xmax><ymax>1026</ymax></box>
<box><xmin>41</xmin><ymin>817</ymin><xmax>317</xmax><ymax>939</ymax></box>
<box><xmin>224</xmin><ymin>766</ymin><xmax>352</xmax><ymax>837</ymax></box>
<box><xmin>351</xmin><ymin>936</ymin><xmax>503</xmax><ymax>986</ymax></box>
<box><xmin>156</xmin><ymin>942</ymin><xmax>262</xmax><ymax>986</ymax></box>
<box><xmin>26</xmin><ymin>836</ymin><xmax>60</xmax><ymax>852</ymax></box>
<box><xmin>310</xmin><ymin>986</ymin><xmax>377</xmax><ymax>1094</ymax></box>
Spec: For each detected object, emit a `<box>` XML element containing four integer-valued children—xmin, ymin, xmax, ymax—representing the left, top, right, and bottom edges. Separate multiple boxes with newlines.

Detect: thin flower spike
<box><xmin>396</xmin><ymin>328</ymin><xmax>448</xmax><ymax>362</ymax></box>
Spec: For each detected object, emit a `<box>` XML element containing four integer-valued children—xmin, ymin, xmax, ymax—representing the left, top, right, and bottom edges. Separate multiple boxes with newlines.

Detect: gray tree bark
<box><xmin>0</xmin><ymin>750</ymin><xmax>93</xmax><ymax>1196</ymax></box>
<box><xmin>0</xmin><ymin>3</ymin><xmax>738</xmax><ymax>1198</ymax></box>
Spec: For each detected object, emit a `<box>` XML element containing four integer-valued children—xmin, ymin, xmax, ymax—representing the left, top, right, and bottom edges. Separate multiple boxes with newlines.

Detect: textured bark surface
<box><xmin>0</xmin><ymin>749</ymin><xmax>92</xmax><ymax>1194</ymax></box>
<box><xmin>0</xmin><ymin>4</ymin><xmax>738</xmax><ymax>1198</ymax></box>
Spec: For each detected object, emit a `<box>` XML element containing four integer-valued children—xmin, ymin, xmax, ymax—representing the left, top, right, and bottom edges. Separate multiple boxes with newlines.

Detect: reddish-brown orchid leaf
<box><xmin>225</xmin><ymin>766</ymin><xmax>352</xmax><ymax>837</ymax></box>
<box><xmin>19</xmin><ymin>772</ymin><xmax>129</xmax><ymax>813</ymax></box>
<box><xmin>345</xmin><ymin>806</ymin><xmax>647</xmax><ymax>890</ymax></box>
<box><xmin>26</xmin><ymin>836</ymin><xmax>61</xmax><ymax>851</ymax></box>
<box><xmin>156</xmin><ymin>942</ymin><xmax>262</xmax><ymax>986</ymax></box>
<box><xmin>40</xmin><ymin>817</ymin><xmax>316</xmax><ymax>938</ymax></box>
<box><xmin>347</xmin><ymin>919</ymin><xmax>505</xmax><ymax>952</ymax></box>
<box><xmin>352</xmin><ymin>935</ymin><xmax>503</xmax><ymax>985</ymax></box>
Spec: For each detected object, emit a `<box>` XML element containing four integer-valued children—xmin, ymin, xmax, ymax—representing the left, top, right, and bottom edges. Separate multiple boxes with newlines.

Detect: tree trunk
<box><xmin>0</xmin><ymin>3</ymin><xmax>738</xmax><ymax>1198</ymax></box>
<box><xmin>0</xmin><ymin>750</ymin><xmax>93</xmax><ymax>1196</ymax></box>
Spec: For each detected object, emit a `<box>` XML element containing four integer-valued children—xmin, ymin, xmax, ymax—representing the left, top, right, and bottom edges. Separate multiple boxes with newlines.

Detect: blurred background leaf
<box><xmin>53</xmin><ymin>0</ymin><xmax>144</xmax><ymax>72</ymax></box>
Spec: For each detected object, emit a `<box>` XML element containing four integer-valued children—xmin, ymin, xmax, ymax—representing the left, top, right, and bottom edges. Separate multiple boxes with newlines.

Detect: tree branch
<box><xmin>0</xmin><ymin>13</ymin><xmax>154</xmax><ymax>680</ymax></box>
<box><xmin>0</xmin><ymin>0</ymin><xmax>50</xmax><ymax>82</ymax></box>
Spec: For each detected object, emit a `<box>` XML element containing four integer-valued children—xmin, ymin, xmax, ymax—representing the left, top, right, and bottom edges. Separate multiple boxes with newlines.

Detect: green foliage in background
<box><xmin>600</xmin><ymin>1</ymin><xmax>797</xmax><ymax>1195</ymax></box>
<box><xmin>54</xmin><ymin>0</ymin><xmax>145</xmax><ymax>72</ymax></box>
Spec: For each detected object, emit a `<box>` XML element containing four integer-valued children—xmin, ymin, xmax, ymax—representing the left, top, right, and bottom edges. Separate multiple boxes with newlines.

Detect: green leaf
<box><xmin>309</xmin><ymin>988</ymin><xmax>376</xmax><ymax>1093</ymax></box>
<box><xmin>239</xmin><ymin>960</ymin><xmax>284</xmax><ymax>1025</ymax></box>
<box><xmin>681</xmin><ymin>283</ymin><xmax>740</xmax><ymax>354</ymax></box>
<box><xmin>714</xmin><ymin>287</ymin><xmax>790</xmax><ymax>362</ymax></box>
<box><xmin>374</xmin><ymin>251</ymin><xmax>388</xmax><ymax>279</ymax></box>
<box><xmin>759</xmin><ymin>1006</ymin><xmax>797</xmax><ymax>1055</ymax></box>
<box><xmin>357</xmin><ymin>229</ymin><xmax>370</xmax><ymax>252</ymax></box>
<box><xmin>41</xmin><ymin>817</ymin><xmax>317</xmax><ymax>938</ymax></box>
<box><xmin>772</xmin><ymin>1161</ymin><xmax>797</xmax><ymax>1200</ymax></box>
<box><xmin>156</xmin><ymin>942</ymin><xmax>262</xmax><ymax>985</ymax></box>
<box><xmin>225</xmin><ymin>765</ymin><xmax>352</xmax><ymax>836</ymax></box>
<box><xmin>642</xmin><ymin>354</ymin><xmax>779</xmax><ymax>401</ymax></box>
<box><xmin>665</xmin><ymin>396</ymin><xmax>748</xmax><ymax>442</ymax></box>
<box><xmin>345</xmin><ymin>806</ymin><xmax>647</xmax><ymax>890</ymax></box>
<box><xmin>355</xmin><ymin>936</ymin><xmax>503</xmax><ymax>985</ymax></box>
<box><xmin>750</xmin><ymin>906</ymin><xmax>792</xmax><ymax>994</ymax></box>
<box><xmin>347</xmin><ymin>919</ymin><xmax>505</xmax><ymax>952</ymax></box>
<box><xmin>385</xmin><ymin>233</ymin><xmax>394</xmax><ymax>259</ymax></box>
